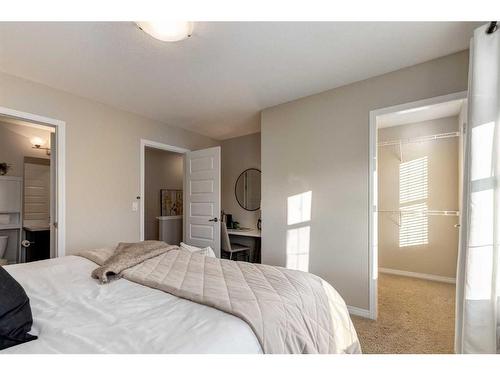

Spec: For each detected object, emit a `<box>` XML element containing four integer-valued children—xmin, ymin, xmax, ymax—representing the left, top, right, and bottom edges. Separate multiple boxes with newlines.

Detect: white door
<box><xmin>183</xmin><ymin>146</ymin><xmax>221</xmax><ymax>257</ymax></box>
<box><xmin>49</xmin><ymin>131</ymin><xmax>57</xmax><ymax>258</ymax></box>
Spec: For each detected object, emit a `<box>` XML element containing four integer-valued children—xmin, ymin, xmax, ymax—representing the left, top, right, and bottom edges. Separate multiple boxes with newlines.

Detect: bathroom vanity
<box><xmin>0</xmin><ymin>176</ymin><xmax>22</xmax><ymax>264</ymax></box>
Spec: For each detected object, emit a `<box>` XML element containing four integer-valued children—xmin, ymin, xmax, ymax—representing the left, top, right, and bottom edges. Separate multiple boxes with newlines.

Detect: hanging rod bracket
<box><xmin>487</xmin><ymin>21</ymin><xmax>498</xmax><ymax>34</ymax></box>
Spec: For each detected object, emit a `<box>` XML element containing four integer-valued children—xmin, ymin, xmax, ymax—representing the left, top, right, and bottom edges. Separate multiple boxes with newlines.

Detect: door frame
<box><xmin>139</xmin><ymin>139</ymin><xmax>190</xmax><ymax>241</ymax></box>
<box><xmin>0</xmin><ymin>106</ymin><xmax>66</xmax><ymax>258</ymax></box>
<box><xmin>368</xmin><ymin>90</ymin><xmax>468</xmax><ymax>320</ymax></box>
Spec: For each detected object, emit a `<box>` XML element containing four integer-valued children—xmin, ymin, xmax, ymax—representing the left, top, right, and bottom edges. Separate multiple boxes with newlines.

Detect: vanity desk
<box><xmin>226</xmin><ymin>228</ymin><xmax>261</xmax><ymax>263</ymax></box>
<box><xmin>226</xmin><ymin>228</ymin><xmax>261</xmax><ymax>238</ymax></box>
<box><xmin>223</xmin><ymin>167</ymin><xmax>262</xmax><ymax>263</ymax></box>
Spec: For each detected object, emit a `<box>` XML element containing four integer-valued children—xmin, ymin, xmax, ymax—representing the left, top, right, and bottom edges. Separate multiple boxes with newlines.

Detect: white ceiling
<box><xmin>377</xmin><ymin>99</ymin><xmax>465</xmax><ymax>128</ymax></box>
<box><xmin>0</xmin><ymin>22</ymin><xmax>480</xmax><ymax>140</ymax></box>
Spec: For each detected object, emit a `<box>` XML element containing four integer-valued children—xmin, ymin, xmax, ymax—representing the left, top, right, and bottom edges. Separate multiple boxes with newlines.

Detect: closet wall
<box><xmin>378</xmin><ymin>116</ymin><xmax>460</xmax><ymax>279</ymax></box>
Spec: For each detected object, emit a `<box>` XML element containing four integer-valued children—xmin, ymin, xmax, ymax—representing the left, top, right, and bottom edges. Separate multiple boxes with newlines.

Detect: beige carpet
<box><xmin>351</xmin><ymin>273</ymin><xmax>455</xmax><ymax>354</ymax></box>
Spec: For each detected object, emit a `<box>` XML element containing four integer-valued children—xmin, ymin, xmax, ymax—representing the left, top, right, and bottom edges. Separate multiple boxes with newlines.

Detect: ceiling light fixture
<box><xmin>135</xmin><ymin>21</ymin><xmax>193</xmax><ymax>42</ymax></box>
<box><xmin>30</xmin><ymin>137</ymin><xmax>51</xmax><ymax>155</ymax></box>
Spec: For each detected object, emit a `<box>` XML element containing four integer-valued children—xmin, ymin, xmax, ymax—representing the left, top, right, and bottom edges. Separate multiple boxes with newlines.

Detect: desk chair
<box><xmin>221</xmin><ymin>224</ymin><xmax>251</xmax><ymax>261</ymax></box>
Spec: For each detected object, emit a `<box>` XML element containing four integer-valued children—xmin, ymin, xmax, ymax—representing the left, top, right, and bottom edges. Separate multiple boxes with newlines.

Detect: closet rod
<box><xmin>377</xmin><ymin>209</ymin><xmax>459</xmax><ymax>216</ymax></box>
<box><xmin>377</xmin><ymin>131</ymin><xmax>460</xmax><ymax>147</ymax></box>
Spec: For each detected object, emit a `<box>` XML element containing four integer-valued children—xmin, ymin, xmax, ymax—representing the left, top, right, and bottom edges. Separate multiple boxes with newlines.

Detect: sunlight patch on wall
<box><xmin>286</xmin><ymin>191</ymin><xmax>312</xmax><ymax>272</ymax></box>
<box><xmin>286</xmin><ymin>226</ymin><xmax>311</xmax><ymax>272</ymax></box>
<box><xmin>287</xmin><ymin>190</ymin><xmax>312</xmax><ymax>225</ymax></box>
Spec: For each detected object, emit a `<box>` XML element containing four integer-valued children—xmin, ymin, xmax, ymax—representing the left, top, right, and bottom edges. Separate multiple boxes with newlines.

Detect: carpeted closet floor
<box><xmin>351</xmin><ymin>273</ymin><xmax>455</xmax><ymax>354</ymax></box>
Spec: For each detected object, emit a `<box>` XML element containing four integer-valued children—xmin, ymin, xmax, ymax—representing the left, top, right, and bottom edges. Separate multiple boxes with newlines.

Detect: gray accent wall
<box><xmin>260</xmin><ymin>51</ymin><xmax>469</xmax><ymax>310</ymax></box>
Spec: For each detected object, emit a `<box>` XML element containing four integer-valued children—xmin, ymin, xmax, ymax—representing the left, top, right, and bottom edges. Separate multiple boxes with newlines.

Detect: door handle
<box><xmin>208</xmin><ymin>217</ymin><xmax>218</xmax><ymax>223</ymax></box>
<box><xmin>21</xmin><ymin>240</ymin><xmax>35</xmax><ymax>248</ymax></box>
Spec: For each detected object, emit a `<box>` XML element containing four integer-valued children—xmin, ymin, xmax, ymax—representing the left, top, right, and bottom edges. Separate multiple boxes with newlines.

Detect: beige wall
<box><xmin>221</xmin><ymin>132</ymin><xmax>261</xmax><ymax>229</ymax></box>
<box><xmin>144</xmin><ymin>148</ymin><xmax>183</xmax><ymax>241</ymax></box>
<box><xmin>261</xmin><ymin>51</ymin><xmax>468</xmax><ymax>310</ymax></box>
<box><xmin>0</xmin><ymin>72</ymin><xmax>218</xmax><ymax>255</ymax></box>
<box><xmin>378</xmin><ymin>117</ymin><xmax>460</xmax><ymax>278</ymax></box>
<box><xmin>0</xmin><ymin>122</ymin><xmax>51</xmax><ymax>177</ymax></box>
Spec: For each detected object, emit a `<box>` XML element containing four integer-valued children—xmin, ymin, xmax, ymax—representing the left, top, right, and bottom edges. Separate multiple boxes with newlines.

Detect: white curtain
<box><xmin>455</xmin><ymin>23</ymin><xmax>500</xmax><ymax>354</ymax></box>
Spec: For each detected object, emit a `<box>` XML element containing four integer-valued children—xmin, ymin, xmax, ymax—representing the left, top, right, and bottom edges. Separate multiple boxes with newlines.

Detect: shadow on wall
<box><xmin>286</xmin><ymin>191</ymin><xmax>312</xmax><ymax>272</ymax></box>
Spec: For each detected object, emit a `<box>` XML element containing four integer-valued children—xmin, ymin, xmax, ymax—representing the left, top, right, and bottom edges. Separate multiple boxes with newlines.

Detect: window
<box><xmin>399</xmin><ymin>157</ymin><xmax>429</xmax><ymax>247</ymax></box>
<box><xmin>399</xmin><ymin>156</ymin><xmax>428</xmax><ymax>204</ymax></box>
<box><xmin>399</xmin><ymin>203</ymin><xmax>428</xmax><ymax>247</ymax></box>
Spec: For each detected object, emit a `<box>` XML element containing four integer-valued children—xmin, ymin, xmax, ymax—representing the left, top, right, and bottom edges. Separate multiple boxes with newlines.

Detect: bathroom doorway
<box><xmin>0</xmin><ymin>108</ymin><xmax>65</xmax><ymax>264</ymax></box>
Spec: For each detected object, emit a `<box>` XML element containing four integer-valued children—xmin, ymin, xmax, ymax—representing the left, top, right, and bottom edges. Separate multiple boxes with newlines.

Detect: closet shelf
<box><xmin>377</xmin><ymin>131</ymin><xmax>460</xmax><ymax>147</ymax></box>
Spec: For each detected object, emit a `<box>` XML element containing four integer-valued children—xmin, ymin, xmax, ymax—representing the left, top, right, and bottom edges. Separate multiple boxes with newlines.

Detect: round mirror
<box><xmin>235</xmin><ymin>168</ymin><xmax>261</xmax><ymax>211</ymax></box>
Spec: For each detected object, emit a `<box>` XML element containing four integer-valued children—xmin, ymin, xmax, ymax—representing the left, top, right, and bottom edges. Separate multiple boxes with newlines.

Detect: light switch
<box><xmin>132</xmin><ymin>201</ymin><xmax>139</xmax><ymax>212</ymax></box>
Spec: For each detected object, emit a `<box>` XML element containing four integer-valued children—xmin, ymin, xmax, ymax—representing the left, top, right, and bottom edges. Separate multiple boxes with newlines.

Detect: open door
<box><xmin>183</xmin><ymin>146</ymin><xmax>221</xmax><ymax>257</ymax></box>
<box><xmin>49</xmin><ymin>131</ymin><xmax>57</xmax><ymax>258</ymax></box>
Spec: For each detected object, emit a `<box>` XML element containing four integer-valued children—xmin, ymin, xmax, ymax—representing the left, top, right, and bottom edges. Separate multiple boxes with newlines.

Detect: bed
<box><xmin>2</xmin><ymin>256</ymin><xmax>262</xmax><ymax>354</ymax></box>
<box><xmin>2</xmin><ymin>251</ymin><xmax>360</xmax><ymax>354</ymax></box>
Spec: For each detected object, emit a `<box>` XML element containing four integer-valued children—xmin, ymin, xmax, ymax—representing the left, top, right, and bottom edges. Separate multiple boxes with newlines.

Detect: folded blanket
<box><xmin>89</xmin><ymin>241</ymin><xmax>177</xmax><ymax>283</ymax></box>
<box><xmin>79</xmin><ymin>244</ymin><xmax>360</xmax><ymax>354</ymax></box>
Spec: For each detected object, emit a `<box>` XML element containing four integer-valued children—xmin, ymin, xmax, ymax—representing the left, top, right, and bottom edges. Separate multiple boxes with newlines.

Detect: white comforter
<box><xmin>2</xmin><ymin>256</ymin><xmax>262</xmax><ymax>354</ymax></box>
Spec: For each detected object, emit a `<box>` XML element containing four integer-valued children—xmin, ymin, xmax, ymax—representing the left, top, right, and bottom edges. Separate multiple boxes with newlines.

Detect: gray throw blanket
<box><xmin>79</xmin><ymin>243</ymin><xmax>360</xmax><ymax>354</ymax></box>
<box><xmin>90</xmin><ymin>241</ymin><xmax>177</xmax><ymax>283</ymax></box>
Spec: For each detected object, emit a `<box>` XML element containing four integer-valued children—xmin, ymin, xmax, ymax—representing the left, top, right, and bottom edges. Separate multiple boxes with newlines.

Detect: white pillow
<box><xmin>179</xmin><ymin>242</ymin><xmax>216</xmax><ymax>258</ymax></box>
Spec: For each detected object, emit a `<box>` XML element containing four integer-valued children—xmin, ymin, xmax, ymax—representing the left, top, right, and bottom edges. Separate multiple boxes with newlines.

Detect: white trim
<box><xmin>379</xmin><ymin>267</ymin><xmax>456</xmax><ymax>284</ymax></box>
<box><xmin>0</xmin><ymin>106</ymin><xmax>66</xmax><ymax>258</ymax></box>
<box><xmin>139</xmin><ymin>139</ymin><xmax>189</xmax><ymax>241</ymax></box>
<box><xmin>347</xmin><ymin>305</ymin><xmax>372</xmax><ymax>319</ymax></box>
<box><xmin>368</xmin><ymin>91</ymin><xmax>467</xmax><ymax>321</ymax></box>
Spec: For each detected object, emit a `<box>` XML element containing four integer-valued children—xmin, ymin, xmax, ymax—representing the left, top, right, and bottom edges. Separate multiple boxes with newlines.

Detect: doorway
<box><xmin>365</xmin><ymin>91</ymin><xmax>467</xmax><ymax>353</ymax></box>
<box><xmin>143</xmin><ymin>146</ymin><xmax>185</xmax><ymax>245</ymax></box>
<box><xmin>140</xmin><ymin>140</ymin><xmax>189</xmax><ymax>244</ymax></box>
<box><xmin>0</xmin><ymin>107</ymin><xmax>65</xmax><ymax>264</ymax></box>
<box><xmin>139</xmin><ymin>140</ymin><xmax>222</xmax><ymax>256</ymax></box>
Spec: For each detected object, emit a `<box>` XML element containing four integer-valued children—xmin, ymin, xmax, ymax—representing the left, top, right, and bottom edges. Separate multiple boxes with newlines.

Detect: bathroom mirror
<box><xmin>235</xmin><ymin>168</ymin><xmax>261</xmax><ymax>211</ymax></box>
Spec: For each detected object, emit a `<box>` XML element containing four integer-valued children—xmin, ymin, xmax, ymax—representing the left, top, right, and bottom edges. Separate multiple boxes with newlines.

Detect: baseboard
<box><xmin>379</xmin><ymin>267</ymin><xmax>456</xmax><ymax>284</ymax></box>
<box><xmin>347</xmin><ymin>305</ymin><xmax>372</xmax><ymax>319</ymax></box>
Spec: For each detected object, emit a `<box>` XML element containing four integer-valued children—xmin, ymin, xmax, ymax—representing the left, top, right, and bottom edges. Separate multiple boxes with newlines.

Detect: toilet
<box><xmin>0</xmin><ymin>235</ymin><xmax>8</xmax><ymax>265</ymax></box>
